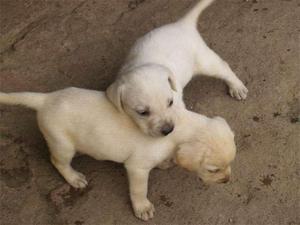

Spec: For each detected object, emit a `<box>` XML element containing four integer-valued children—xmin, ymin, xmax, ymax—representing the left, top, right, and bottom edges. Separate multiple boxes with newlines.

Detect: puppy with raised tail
<box><xmin>107</xmin><ymin>0</ymin><xmax>248</xmax><ymax>137</ymax></box>
<box><xmin>0</xmin><ymin>88</ymin><xmax>236</xmax><ymax>221</ymax></box>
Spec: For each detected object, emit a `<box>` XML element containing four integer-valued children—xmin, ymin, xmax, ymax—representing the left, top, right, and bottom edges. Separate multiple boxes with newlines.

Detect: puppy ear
<box><xmin>175</xmin><ymin>142</ymin><xmax>205</xmax><ymax>172</ymax></box>
<box><xmin>106</xmin><ymin>80</ymin><xmax>125</xmax><ymax>112</ymax></box>
<box><xmin>168</xmin><ymin>74</ymin><xmax>179</xmax><ymax>92</ymax></box>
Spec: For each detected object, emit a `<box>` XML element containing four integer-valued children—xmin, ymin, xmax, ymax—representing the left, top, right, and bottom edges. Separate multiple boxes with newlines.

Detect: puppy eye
<box><xmin>208</xmin><ymin>169</ymin><xmax>220</xmax><ymax>173</ymax></box>
<box><xmin>137</xmin><ymin>110</ymin><xmax>150</xmax><ymax>116</ymax></box>
<box><xmin>168</xmin><ymin>99</ymin><xmax>173</xmax><ymax>107</ymax></box>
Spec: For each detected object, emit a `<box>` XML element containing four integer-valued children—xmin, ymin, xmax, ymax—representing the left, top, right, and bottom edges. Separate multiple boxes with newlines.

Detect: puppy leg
<box><xmin>196</xmin><ymin>48</ymin><xmax>248</xmax><ymax>100</ymax></box>
<box><xmin>49</xmin><ymin>142</ymin><xmax>88</xmax><ymax>189</ymax></box>
<box><xmin>126</xmin><ymin>166</ymin><xmax>154</xmax><ymax>221</ymax></box>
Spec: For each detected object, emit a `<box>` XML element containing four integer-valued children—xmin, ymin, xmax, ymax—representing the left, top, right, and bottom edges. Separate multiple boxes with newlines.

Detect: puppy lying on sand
<box><xmin>0</xmin><ymin>87</ymin><xmax>236</xmax><ymax>221</ymax></box>
<box><xmin>107</xmin><ymin>0</ymin><xmax>248</xmax><ymax>137</ymax></box>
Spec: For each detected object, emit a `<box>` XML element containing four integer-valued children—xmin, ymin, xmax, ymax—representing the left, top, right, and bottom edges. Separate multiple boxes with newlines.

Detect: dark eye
<box><xmin>168</xmin><ymin>99</ymin><xmax>173</xmax><ymax>107</ymax></box>
<box><xmin>137</xmin><ymin>110</ymin><xmax>150</xmax><ymax>116</ymax></box>
<box><xmin>208</xmin><ymin>168</ymin><xmax>220</xmax><ymax>173</ymax></box>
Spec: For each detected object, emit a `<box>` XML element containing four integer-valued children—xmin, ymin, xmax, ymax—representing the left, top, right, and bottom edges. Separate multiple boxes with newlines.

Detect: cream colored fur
<box><xmin>107</xmin><ymin>0</ymin><xmax>248</xmax><ymax>137</ymax></box>
<box><xmin>0</xmin><ymin>87</ymin><xmax>236</xmax><ymax>221</ymax></box>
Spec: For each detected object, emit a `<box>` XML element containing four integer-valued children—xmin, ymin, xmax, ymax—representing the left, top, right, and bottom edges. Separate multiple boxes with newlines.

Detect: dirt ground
<box><xmin>0</xmin><ymin>0</ymin><xmax>299</xmax><ymax>225</ymax></box>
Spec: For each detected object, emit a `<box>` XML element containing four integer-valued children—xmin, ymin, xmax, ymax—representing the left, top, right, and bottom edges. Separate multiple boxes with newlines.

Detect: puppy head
<box><xmin>175</xmin><ymin>117</ymin><xmax>236</xmax><ymax>184</ymax></box>
<box><xmin>107</xmin><ymin>64</ymin><xmax>182</xmax><ymax>137</ymax></box>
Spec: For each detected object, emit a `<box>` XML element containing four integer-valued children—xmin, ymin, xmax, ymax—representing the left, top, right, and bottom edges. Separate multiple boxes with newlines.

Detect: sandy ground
<box><xmin>0</xmin><ymin>0</ymin><xmax>299</xmax><ymax>224</ymax></box>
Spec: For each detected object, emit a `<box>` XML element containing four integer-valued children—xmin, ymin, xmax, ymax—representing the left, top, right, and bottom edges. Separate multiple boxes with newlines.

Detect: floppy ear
<box><xmin>168</xmin><ymin>74</ymin><xmax>179</xmax><ymax>92</ymax></box>
<box><xmin>175</xmin><ymin>142</ymin><xmax>206</xmax><ymax>172</ymax></box>
<box><xmin>106</xmin><ymin>80</ymin><xmax>125</xmax><ymax>112</ymax></box>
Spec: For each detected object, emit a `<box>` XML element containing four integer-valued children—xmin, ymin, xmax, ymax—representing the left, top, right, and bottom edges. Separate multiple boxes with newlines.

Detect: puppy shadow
<box><xmin>183</xmin><ymin>76</ymin><xmax>228</xmax><ymax>112</ymax></box>
<box><xmin>0</xmin><ymin>105</ymin><xmax>47</xmax><ymax>154</ymax></box>
<box><xmin>72</xmin><ymin>155</ymin><xmax>129</xmax><ymax>198</ymax></box>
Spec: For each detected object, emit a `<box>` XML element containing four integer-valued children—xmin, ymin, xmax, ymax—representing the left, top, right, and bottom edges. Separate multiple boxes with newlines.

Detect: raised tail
<box><xmin>0</xmin><ymin>92</ymin><xmax>47</xmax><ymax>110</ymax></box>
<box><xmin>179</xmin><ymin>0</ymin><xmax>215</xmax><ymax>26</ymax></box>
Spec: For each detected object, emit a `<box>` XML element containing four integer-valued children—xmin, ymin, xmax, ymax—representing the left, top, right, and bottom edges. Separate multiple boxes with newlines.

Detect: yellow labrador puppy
<box><xmin>0</xmin><ymin>87</ymin><xmax>236</xmax><ymax>221</ymax></box>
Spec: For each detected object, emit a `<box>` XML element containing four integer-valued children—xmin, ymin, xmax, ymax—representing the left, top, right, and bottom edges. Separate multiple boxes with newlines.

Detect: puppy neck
<box><xmin>172</xmin><ymin>108</ymin><xmax>209</xmax><ymax>144</ymax></box>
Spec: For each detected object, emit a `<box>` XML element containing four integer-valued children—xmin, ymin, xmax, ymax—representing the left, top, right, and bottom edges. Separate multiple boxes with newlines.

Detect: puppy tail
<box><xmin>179</xmin><ymin>0</ymin><xmax>215</xmax><ymax>26</ymax></box>
<box><xmin>0</xmin><ymin>92</ymin><xmax>47</xmax><ymax>110</ymax></box>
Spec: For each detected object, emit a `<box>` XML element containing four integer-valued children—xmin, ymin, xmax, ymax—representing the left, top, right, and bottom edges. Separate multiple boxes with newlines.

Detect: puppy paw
<box><xmin>229</xmin><ymin>80</ymin><xmax>248</xmax><ymax>100</ymax></box>
<box><xmin>68</xmin><ymin>172</ymin><xmax>88</xmax><ymax>189</ymax></box>
<box><xmin>133</xmin><ymin>200</ymin><xmax>155</xmax><ymax>221</ymax></box>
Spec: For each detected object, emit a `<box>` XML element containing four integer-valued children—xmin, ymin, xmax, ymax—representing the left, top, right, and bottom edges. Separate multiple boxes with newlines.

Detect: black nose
<box><xmin>161</xmin><ymin>123</ymin><xmax>174</xmax><ymax>136</ymax></box>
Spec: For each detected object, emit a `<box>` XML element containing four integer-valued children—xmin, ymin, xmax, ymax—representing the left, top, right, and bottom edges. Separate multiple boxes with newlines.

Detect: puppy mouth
<box><xmin>147</xmin><ymin>130</ymin><xmax>166</xmax><ymax>137</ymax></box>
<box><xmin>217</xmin><ymin>177</ymin><xmax>230</xmax><ymax>184</ymax></box>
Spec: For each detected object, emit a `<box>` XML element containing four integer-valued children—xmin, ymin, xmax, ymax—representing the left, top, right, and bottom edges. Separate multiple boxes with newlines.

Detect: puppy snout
<box><xmin>160</xmin><ymin>123</ymin><xmax>174</xmax><ymax>136</ymax></box>
<box><xmin>219</xmin><ymin>176</ymin><xmax>230</xmax><ymax>184</ymax></box>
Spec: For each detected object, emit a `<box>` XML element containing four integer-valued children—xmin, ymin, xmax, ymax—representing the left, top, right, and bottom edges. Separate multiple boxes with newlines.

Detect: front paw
<box><xmin>67</xmin><ymin>171</ymin><xmax>88</xmax><ymax>189</ymax></box>
<box><xmin>228</xmin><ymin>80</ymin><xmax>248</xmax><ymax>100</ymax></box>
<box><xmin>133</xmin><ymin>199</ymin><xmax>155</xmax><ymax>221</ymax></box>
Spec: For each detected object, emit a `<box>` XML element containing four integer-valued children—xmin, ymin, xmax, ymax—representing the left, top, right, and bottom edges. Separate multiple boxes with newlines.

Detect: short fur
<box><xmin>107</xmin><ymin>0</ymin><xmax>248</xmax><ymax>137</ymax></box>
<box><xmin>0</xmin><ymin>87</ymin><xmax>236</xmax><ymax>221</ymax></box>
